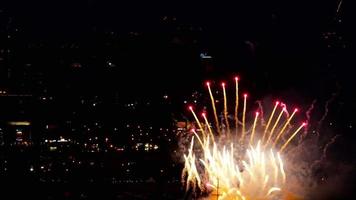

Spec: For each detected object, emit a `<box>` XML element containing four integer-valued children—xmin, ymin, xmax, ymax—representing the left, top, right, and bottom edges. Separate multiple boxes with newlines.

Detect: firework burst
<box><xmin>182</xmin><ymin>77</ymin><xmax>306</xmax><ymax>200</ymax></box>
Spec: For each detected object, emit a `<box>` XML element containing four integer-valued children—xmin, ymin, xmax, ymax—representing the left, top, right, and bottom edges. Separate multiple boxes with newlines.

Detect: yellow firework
<box><xmin>182</xmin><ymin>77</ymin><xmax>306</xmax><ymax>200</ymax></box>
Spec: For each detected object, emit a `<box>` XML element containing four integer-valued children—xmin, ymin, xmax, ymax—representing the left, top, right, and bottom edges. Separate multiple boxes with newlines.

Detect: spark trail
<box><xmin>182</xmin><ymin>77</ymin><xmax>307</xmax><ymax>200</ymax></box>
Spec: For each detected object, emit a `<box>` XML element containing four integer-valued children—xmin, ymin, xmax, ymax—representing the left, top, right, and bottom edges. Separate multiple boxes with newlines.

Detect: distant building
<box><xmin>6</xmin><ymin>121</ymin><xmax>32</xmax><ymax>146</ymax></box>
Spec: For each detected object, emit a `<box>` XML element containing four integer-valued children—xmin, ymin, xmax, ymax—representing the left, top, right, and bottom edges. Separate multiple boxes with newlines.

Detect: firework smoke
<box><xmin>181</xmin><ymin>77</ymin><xmax>308</xmax><ymax>200</ymax></box>
<box><xmin>179</xmin><ymin>77</ymin><xmax>350</xmax><ymax>200</ymax></box>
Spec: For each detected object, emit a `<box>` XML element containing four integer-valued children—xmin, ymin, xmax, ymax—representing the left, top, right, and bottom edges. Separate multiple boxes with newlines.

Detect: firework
<box><xmin>182</xmin><ymin>77</ymin><xmax>306</xmax><ymax>200</ymax></box>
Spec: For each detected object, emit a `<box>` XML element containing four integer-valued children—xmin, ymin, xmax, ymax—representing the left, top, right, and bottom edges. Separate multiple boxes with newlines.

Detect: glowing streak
<box><xmin>262</xmin><ymin>101</ymin><xmax>279</xmax><ymax>143</ymax></box>
<box><xmin>280</xmin><ymin>122</ymin><xmax>307</xmax><ymax>152</ymax></box>
<box><xmin>267</xmin><ymin>187</ymin><xmax>281</xmax><ymax>196</ymax></box>
<box><xmin>183</xmin><ymin>78</ymin><xmax>307</xmax><ymax>199</ymax></box>
<box><xmin>265</xmin><ymin>106</ymin><xmax>285</xmax><ymax>146</ymax></box>
<box><xmin>189</xmin><ymin>106</ymin><xmax>206</xmax><ymax>139</ymax></box>
<box><xmin>272</xmin><ymin>108</ymin><xmax>298</xmax><ymax>148</ymax></box>
<box><xmin>184</xmin><ymin>139</ymin><xmax>285</xmax><ymax>199</ymax></box>
<box><xmin>182</xmin><ymin>137</ymin><xmax>201</xmax><ymax>192</ymax></box>
<box><xmin>241</xmin><ymin>94</ymin><xmax>247</xmax><ymax>142</ymax></box>
<box><xmin>277</xmin><ymin>153</ymin><xmax>286</xmax><ymax>183</ymax></box>
<box><xmin>234</xmin><ymin>77</ymin><xmax>239</xmax><ymax>136</ymax></box>
<box><xmin>207</xmin><ymin>82</ymin><xmax>221</xmax><ymax>134</ymax></box>
<box><xmin>192</xmin><ymin>129</ymin><xmax>204</xmax><ymax>149</ymax></box>
<box><xmin>222</xmin><ymin>82</ymin><xmax>230</xmax><ymax>136</ymax></box>
<box><xmin>270</xmin><ymin>150</ymin><xmax>279</xmax><ymax>184</ymax></box>
<box><xmin>183</xmin><ymin>133</ymin><xmax>289</xmax><ymax>199</ymax></box>
<box><xmin>336</xmin><ymin>0</ymin><xmax>343</xmax><ymax>14</ymax></box>
<box><xmin>249</xmin><ymin>112</ymin><xmax>259</xmax><ymax>145</ymax></box>
<box><xmin>202</xmin><ymin>113</ymin><xmax>215</xmax><ymax>143</ymax></box>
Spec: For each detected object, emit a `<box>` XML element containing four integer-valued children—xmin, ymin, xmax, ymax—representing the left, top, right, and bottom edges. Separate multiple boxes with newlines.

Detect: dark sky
<box><xmin>1</xmin><ymin>0</ymin><xmax>354</xmax><ymax>98</ymax></box>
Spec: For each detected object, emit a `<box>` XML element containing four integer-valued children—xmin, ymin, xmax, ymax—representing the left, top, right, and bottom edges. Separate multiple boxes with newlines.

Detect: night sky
<box><xmin>0</xmin><ymin>0</ymin><xmax>355</xmax><ymax>199</ymax></box>
<box><xmin>1</xmin><ymin>1</ymin><xmax>354</xmax><ymax>94</ymax></box>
